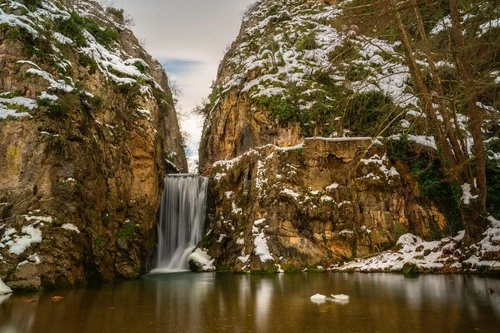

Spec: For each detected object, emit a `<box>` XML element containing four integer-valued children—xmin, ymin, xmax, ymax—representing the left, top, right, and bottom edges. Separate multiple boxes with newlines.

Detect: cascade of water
<box><xmin>150</xmin><ymin>174</ymin><xmax>208</xmax><ymax>273</ymax></box>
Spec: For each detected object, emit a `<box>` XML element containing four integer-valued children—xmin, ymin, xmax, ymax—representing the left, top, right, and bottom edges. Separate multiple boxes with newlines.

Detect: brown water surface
<box><xmin>0</xmin><ymin>273</ymin><xmax>499</xmax><ymax>332</ymax></box>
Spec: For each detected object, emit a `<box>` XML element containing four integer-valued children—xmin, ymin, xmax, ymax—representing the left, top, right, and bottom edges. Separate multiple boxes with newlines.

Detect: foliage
<box><xmin>343</xmin><ymin>91</ymin><xmax>393</xmax><ymax>136</ymax></box>
<box><xmin>207</xmin><ymin>84</ymin><xmax>223</xmax><ymax>111</ymax></box>
<box><xmin>47</xmin><ymin>93</ymin><xmax>81</xmax><ymax>119</ymax></box>
<box><xmin>345</xmin><ymin>63</ymin><xmax>372</xmax><ymax>81</ymax></box>
<box><xmin>387</xmin><ymin>138</ymin><xmax>463</xmax><ymax>233</ymax></box>
<box><xmin>118</xmin><ymin>223</ymin><xmax>138</xmax><ymax>239</ymax></box>
<box><xmin>94</xmin><ymin>235</ymin><xmax>105</xmax><ymax>249</ymax></box>
<box><xmin>153</xmin><ymin>88</ymin><xmax>173</xmax><ymax>115</ymax></box>
<box><xmin>55</xmin><ymin>12</ymin><xmax>119</xmax><ymax>47</ymax></box>
<box><xmin>79</xmin><ymin>53</ymin><xmax>98</xmax><ymax>74</ymax></box>
<box><xmin>106</xmin><ymin>7</ymin><xmax>125</xmax><ymax>22</ymax></box>
<box><xmin>132</xmin><ymin>61</ymin><xmax>146</xmax><ymax>74</ymax></box>
<box><xmin>295</xmin><ymin>32</ymin><xmax>317</xmax><ymax>51</ymax></box>
<box><xmin>485</xmin><ymin>156</ymin><xmax>500</xmax><ymax>218</ymax></box>
<box><xmin>20</xmin><ymin>0</ymin><xmax>42</xmax><ymax>10</ymax></box>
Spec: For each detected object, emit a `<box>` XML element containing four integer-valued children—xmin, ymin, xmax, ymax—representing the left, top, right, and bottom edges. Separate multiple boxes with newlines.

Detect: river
<box><xmin>1</xmin><ymin>273</ymin><xmax>499</xmax><ymax>332</ymax></box>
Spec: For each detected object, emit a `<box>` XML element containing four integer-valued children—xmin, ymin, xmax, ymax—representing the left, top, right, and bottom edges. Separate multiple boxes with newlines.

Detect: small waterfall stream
<box><xmin>150</xmin><ymin>174</ymin><xmax>208</xmax><ymax>273</ymax></box>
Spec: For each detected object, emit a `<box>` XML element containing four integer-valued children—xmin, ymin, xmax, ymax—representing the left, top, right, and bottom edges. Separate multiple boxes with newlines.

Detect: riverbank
<box><xmin>330</xmin><ymin>216</ymin><xmax>500</xmax><ymax>275</ymax></box>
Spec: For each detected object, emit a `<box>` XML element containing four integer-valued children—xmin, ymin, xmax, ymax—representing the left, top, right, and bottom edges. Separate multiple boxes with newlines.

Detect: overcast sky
<box><xmin>111</xmin><ymin>0</ymin><xmax>255</xmax><ymax>170</ymax></box>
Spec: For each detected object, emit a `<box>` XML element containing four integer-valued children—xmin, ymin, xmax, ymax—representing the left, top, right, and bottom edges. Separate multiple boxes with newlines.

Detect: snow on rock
<box><xmin>0</xmin><ymin>7</ymin><xmax>38</xmax><ymax>36</ymax></box>
<box><xmin>463</xmin><ymin>216</ymin><xmax>500</xmax><ymax>270</ymax></box>
<box><xmin>0</xmin><ymin>277</ymin><xmax>12</xmax><ymax>295</ymax></box>
<box><xmin>61</xmin><ymin>223</ymin><xmax>80</xmax><ymax>234</ymax></box>
<box><xmin>2</xmin><ymin>224</ymin><xmax>43</xmax><ymax>256</ymax></box>
<box><xmin>254</xmin><ymin>218</ymin><xmax>266</xmax><ymax>225</ymax></box>
<box><xmin>188</xmin><ymin>248</ymin><xmax>216</xmax><ymax>272</ymax></box>
<box><xmin>325</xmin><ymin>182</ymin><xmax>340</xmax><ymax>190</ymax></box>
<box><xmin>331</xmin><ymin>216</ymin><xmax>500</xmax><ymax>273</ymax></box>
<box><xmin>238</xmin><ymin>253</ymin><xmax>250</xmax><ymax>263</ymax></box>
<box><xmin>254</xmin><ymin>230</ymin><xmax>274</xmax><ymax>262</ymax></box>
<box><xmin>26</xmin><ymin>68</ymin><xmax>75</xmax><ymax>92</ymax></box>
<box><xmin>360</xmin><ymin>154</ymin><xmax>400</xmax><ymax>179</ymax></box>
<box><xmin>0</xmin><ymin>94</ymin><xmax>37</xmax><ymax>119</ymax></box>
<box><xmin>281</xmin><ymin>188</ymin><xmax>301</xmax><ymax>200</ymax></box>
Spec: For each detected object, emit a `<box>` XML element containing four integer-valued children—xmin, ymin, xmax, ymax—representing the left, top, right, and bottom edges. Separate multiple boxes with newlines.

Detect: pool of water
<box><xmin>1</xmin><ymin>273</ymin><xmax>499</xmax><ymax>332</ymax></box>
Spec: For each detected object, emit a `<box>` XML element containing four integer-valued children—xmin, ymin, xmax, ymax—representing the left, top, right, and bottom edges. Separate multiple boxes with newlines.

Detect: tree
<box><xmin>388</xmin><ymin>0</ymin><xmax>489</xmax><ymax>242</ymax></box>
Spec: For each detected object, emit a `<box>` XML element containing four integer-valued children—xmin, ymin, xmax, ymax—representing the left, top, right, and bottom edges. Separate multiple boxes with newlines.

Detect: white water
<box><xmin>150</xmin><ymin>174</ymin><xmax>208</xmax><ymax>273</ymax></box>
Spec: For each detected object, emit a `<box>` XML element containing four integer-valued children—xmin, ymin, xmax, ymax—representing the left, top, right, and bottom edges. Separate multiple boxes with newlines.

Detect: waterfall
<box><xmin>150</xmin><ymin>174</ymin><xmax>208</xmax><ymax>273</ymax></box>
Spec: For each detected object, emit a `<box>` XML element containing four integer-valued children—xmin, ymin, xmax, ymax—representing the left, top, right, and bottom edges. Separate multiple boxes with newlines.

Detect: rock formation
<box><xmin>196</xmin><ymin>0</ymin><xmax>498</xmax><ymax>272</ymax></box>
<box><xmin>197</xmin><ymin>138</ymin><xmax>446</xmax><ymax>272</ymax></box>
<box><xmin>0</xmin><ymin>0</ymin><xmax>187</xmax><ymax>290</ymax></box>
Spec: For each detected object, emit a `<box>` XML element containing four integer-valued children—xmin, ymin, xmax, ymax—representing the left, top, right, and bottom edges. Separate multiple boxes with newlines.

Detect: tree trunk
<box><xmin>449</xmin><ymin>0</ymin><xmax>488</xmax><ymax>239</ymax></box>
<box><xmin>389</xmin><ymin>0</ymin><xmax>489</xmax><ymax>242</ymax></box>
<box><xmin>388</xmin><ymin>0</ymin><xmax>459</xmax><ymax>173</ymax></box>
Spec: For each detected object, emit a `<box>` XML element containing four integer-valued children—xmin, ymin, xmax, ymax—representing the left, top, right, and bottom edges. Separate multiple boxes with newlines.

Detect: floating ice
<box><xmin>310</xmin><ymin>293</ymin><xmax>327</xmax><ymax>304</ymax></box>
<box><xmin>331</xmin><ymin>294</ymin><xmax>349</xmax><ymax>300</ymax></box>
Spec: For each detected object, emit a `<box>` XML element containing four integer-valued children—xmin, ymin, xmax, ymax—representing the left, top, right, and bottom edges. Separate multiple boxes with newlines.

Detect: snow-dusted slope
<box><xmin>0</xmin><ymin>0</ymin><xmax>187</xmax><ymax>290</ymax></box>
<box><xmin>197</xmin><ymin>0</ymin><xmax>499</xmax><ymax>273</ymax></box>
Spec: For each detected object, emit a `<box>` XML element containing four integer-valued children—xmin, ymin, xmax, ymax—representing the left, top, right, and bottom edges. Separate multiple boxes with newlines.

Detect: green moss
<box><xmin>402</xmin><ymin>262</ymin><xmax>420</xmax><ymax>277</ymax></box>
<box><xmin>94</xmin><ymin>235</ymin><xmax>105</xmax><ymax>249</ymax></box>
<box><xmin>281</xmin><ymin>264</ymin><xmax>301</xmax><ymax>273</ymax></box>
<box><xmin>118</xmin><ymin>223</ymin><xmax>138</xmax><ymax>239</ymax></box>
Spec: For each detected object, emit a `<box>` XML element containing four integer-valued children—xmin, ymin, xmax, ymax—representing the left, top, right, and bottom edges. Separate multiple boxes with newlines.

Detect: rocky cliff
<box><xmin>0</xmin><ymin>0</ymin><xmax>187</xmax><ymax>290</ymax></box>
<box><xmin>195</xmin><ymin>0</ymin><xmax>499</xmax><ymax>272</ymax></box>
<box><xmin>196</xmin><ymin>138</ymin><xmax>447</xmax><ymax>272</ymax></box>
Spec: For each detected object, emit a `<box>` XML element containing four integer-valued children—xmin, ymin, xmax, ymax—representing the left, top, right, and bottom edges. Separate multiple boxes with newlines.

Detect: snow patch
<box><xmin>0</xmin><ymin>277</ymin><xmax>12</xmax><ymax>295</ymax></box>
<box><xmin>188</xmin><ymin>248</ymin><xmax>215</xmax><ymax>272</ymax></box>
<box><xmin>3</xmin><ymin>225</ymin><xmax>43</xmax><ymax>256</ymax></box>
<box><xmin>254</xmin><ymin>230</ymin><xmax>273</xmax><ymax>262</ymax></box>
<box><xmin>62</xmin><ymin>223</ymin><xmax>80</xmax><ymax>234</ymax></box>
<box><xmin>281</xmin><ymin>188</ymin><xmax>300</xmax><ymax>200</ymax></box>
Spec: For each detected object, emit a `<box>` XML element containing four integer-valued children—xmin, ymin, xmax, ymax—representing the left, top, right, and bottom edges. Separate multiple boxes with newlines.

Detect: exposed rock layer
<box><xmin>0</xmin><ymin>0</ymin><xmax>186</xmax><ymax>290</ymax></box>
<box><xmin>199</xmin><ymin>138</ymin><xmax>446</xmax><ymax>272</ymax></box>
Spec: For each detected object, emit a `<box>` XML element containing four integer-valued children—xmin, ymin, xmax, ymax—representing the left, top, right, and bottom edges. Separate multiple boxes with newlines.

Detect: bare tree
<box><xmin>388</xmin><ymin>0</ymin><xmax>489</xmax><ymax>241</ymax></box>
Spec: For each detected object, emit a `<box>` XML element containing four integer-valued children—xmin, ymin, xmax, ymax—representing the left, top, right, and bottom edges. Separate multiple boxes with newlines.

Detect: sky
<box><xmin>110</xmin><ymin>0</ymin><xmax>255</xmax><ymax>171</ymax></box>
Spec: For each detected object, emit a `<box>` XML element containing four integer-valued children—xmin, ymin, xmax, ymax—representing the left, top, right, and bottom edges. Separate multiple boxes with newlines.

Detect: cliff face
<box><xmin>198</xmin><ymin>138</ymin><xmax>446</xmax><ymax>272</ymax></box>
<box><xmin>196</xmin><ymin>0</ymin><xmax>498</xmax><ymax>271</ymax></box>
<box><xmin>0</xmin><ymin>0</ymin><xmax>187</xmax><ymax>290</ymax></box>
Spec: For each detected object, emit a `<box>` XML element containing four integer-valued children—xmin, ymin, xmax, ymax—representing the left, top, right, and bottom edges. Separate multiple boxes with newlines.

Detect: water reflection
<box><xmin>0</xmin><ymin>273</ymin><xmax>499</xmax><ymax>333</ymax></box>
